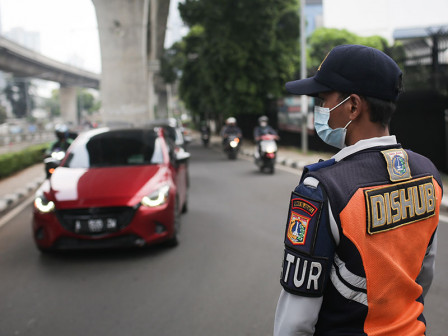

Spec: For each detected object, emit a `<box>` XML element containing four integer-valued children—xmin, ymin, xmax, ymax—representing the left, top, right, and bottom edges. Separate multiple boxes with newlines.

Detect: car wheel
<box><xmin>37</xmin><ymin>245</ymin><xmax>54</xmax><ymax>254</ymax></box>
<box><xmin>166</xmin><ymin>199</ymin><xmax>181</xmax><ymax>247</ymax></box>
<box><xmin>181</xmin><ymin>195</ymin><xmax>188</xmax><ymax>214</ymax></box>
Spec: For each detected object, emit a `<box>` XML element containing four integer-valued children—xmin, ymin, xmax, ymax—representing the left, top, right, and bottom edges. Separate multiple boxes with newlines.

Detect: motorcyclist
<box><xmin>253</xmin><ymin>116</ymin><xmax>278</xmax><ymax>141</ymax></box>
<box><xmin>200</xmin><ymin>121</ymin><xmax>210</xmax><ymax>133</ymax></box>
<box><xmin>46</xmin><ymin>124</ymin><xmax>72</xmax><ymax>155</ymax></box>
<box><xmin>253</xmin><ymin>116</ymin><xmax>278</xmax><ymax>158</ymax></box>
<box><xmin>200</xmin><ymin>121</ymin><xmax>211</xmax><ymax>146</ymax></box>
<box><xmin>221</xmin><ymin>117</ymin><xmax>242</xmax><ymax>143</ymax></box>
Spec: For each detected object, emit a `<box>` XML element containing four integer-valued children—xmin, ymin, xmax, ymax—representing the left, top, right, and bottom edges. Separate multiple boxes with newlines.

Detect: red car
<box><xmin>32</xmin><ymin>127</ymin><xmax>190</xmax><ymax>252</ymax></box>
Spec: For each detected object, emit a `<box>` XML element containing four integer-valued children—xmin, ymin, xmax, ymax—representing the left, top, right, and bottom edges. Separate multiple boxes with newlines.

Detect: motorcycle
<box><xmin>223</xmin><ymin>134</ymin><xmax>241</xmax><ymax>160</ymax></box>
<box><xmin>254</xmin><ymin>134</ymin><xmax>278</xmax><ymax>174</ymax></box>
<box><xmin>200</xmin><ymin>128</ymin><xmax>210</xmax><ymax>147</ymax></box>
<box><xmin>44</xmin><ymin>148</ymin><xmax>66</xmax><ymax>178</ymax></box>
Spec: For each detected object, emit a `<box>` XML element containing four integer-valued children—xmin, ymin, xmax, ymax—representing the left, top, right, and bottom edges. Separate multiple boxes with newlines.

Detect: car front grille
<box><xmin>56</xmin><ymin>206</ymin><xmax>138</xmax><ymax>236</ymax></box>
<box><xmin>53</xmin><ymin>234</ymin><xmax>144</xmax><ymax>250</ymax></box>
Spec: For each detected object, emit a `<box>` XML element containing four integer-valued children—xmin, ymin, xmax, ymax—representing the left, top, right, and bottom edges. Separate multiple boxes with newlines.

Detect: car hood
<box><xmin>48</xmin><ymin>165</ymin><xmax>169</xmax><ymax>208</ymax></box>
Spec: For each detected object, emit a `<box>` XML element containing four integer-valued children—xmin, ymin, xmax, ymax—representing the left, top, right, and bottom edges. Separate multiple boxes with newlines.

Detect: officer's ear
<box><xmin>348</xmin><ymin>94</ymin><xmax>363</xmax><ymax>121</ymax></box>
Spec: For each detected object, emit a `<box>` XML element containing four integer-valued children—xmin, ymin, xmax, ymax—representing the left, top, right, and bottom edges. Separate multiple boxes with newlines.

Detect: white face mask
<box><xmin>313</xmin><ymin>96</ymin><xmax>352</xmax><ymax>149</ymax></box>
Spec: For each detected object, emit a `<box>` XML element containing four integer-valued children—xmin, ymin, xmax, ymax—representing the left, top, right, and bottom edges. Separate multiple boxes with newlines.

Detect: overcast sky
<box><xmin>324</xmin><ymin>0</ymin><xmax>448</xmax><ymax>42</ymax></box>
<box><xmin>0</xmin><ymin>0</ymin><xmax>447</xmax><ymax>74</ymax></box>
<box><xmin>0</xmin><ymin>0</ymin><xmax>100</xmax><ymax>73</ymax></box>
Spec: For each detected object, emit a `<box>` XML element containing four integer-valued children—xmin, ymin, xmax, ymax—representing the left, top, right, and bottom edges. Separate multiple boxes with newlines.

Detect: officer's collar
<box><xmin>332</xmin><ymin>135</ymin><xmax>397</xmax><ymax>163</ymax></box>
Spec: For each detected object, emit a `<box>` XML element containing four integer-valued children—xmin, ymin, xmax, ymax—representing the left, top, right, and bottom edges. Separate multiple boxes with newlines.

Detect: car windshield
<box><xmin>62</xmin><ymin>129</ymin><xmax>164</xmax><ymax>168</ymax></box>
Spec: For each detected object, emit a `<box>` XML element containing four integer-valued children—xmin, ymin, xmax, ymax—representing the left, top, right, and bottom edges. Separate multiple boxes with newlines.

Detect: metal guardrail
<box><xmin>0</xmin><ymin>131</ymin><xmax>54</xmax><ymax>155</ymax></box>
<box><xmin>0</xmin><ymin>131</ymin><xmax>53</xmax><ymax>146</ymax></box>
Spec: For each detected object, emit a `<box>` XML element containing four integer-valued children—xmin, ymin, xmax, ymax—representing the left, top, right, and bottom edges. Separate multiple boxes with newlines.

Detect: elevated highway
<box><xmin>0</xmin><ymin>36</ymin><xmax>100</xmax><ymax>89</ymax></box>
<box><xmin>0</xmin><ymin>35</ymin><xmax>100</xmax><ymax>124</ymax></box>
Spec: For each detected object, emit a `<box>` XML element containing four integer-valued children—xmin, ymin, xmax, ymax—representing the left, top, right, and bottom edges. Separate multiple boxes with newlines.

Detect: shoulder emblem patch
<box><xmin>286</xmin><ymin>196</ymin><xmax>320</xmax><ymax>246</ymax></box>
<box><xmin>382</xmin><ymin>149</ymin><xmax>412</xmax><ymax>182</ymax></box>
<box><xmin>287</xmin><ymin>212</ymin><xmax>310</xmax><ymax>245</ymax></box>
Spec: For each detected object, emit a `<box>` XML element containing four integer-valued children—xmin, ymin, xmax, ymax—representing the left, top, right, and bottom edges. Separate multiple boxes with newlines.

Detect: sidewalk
<box><xmin>0</xmin><ymin>163</ymin><xmax>45</xmax><ymax>215</ymax></box>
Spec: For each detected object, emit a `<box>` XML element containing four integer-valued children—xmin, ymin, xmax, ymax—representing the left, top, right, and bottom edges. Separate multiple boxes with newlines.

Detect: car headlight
<box><xmin>141</xmin><ymin>185</ymin><xmax>170</xmax><ymax>207</ymax></box>
<box><xmin>34</xmin><ymin>195</ymin><xmax>55</xmax><ymax>213</ymax></box>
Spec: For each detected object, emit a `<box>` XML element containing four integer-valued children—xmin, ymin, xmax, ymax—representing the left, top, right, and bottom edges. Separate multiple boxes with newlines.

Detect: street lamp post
<box><xmin>300</xmin><ymin>0</ymin><xmax>308</xmax><ymax>154</ymax></box>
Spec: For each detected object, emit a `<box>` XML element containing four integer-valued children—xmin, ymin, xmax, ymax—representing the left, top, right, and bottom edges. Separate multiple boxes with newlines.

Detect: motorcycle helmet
<box><xmin>258</xmin><ymin>116</ymin><xmax>268</xmax><ymax>127</ymax></box>
<box><xmin>55</xmin><ymin>124</ymin><xmax>69</xmax><ymax>141</ymax></box>
<box><xmin>226</xmin><ymin>117</ymin><xmax>237</xmax><ymax>125</ymax></box>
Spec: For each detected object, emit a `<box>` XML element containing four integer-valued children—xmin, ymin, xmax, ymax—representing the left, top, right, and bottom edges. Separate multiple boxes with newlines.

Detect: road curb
<box><xmin>0</xmin><ymin>177</ymin><xmax>44</xmax><ymax>215</ymax></box>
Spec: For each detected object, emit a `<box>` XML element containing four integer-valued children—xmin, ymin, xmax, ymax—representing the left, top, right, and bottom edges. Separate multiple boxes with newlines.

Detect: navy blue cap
<box><xmin>285</xmin><ymin>44</ymin><xmax>403</xmax><ymax>101</ymax></box>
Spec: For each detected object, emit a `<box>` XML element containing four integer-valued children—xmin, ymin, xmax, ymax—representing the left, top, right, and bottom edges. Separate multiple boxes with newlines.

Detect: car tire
<box><xmin>165</xmin><ymin>199</ymin><xmax>181</xmax><ymax>248</ymax></box>
<box><xmin>37</xmin><ymin>245</ymin><xmax>54</xmax><ymax>254</ymax></box>
<box><xmin>181</xmin><ymin>195</ymin><xmax>188</xmax><ymax>214</ymax></box>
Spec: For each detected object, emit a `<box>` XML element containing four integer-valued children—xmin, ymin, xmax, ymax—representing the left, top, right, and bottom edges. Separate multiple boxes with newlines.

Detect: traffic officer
<box><xmin>274</xmin><ymin>44</ymin><xmax>442</xmax><ymax>335</ymax></box>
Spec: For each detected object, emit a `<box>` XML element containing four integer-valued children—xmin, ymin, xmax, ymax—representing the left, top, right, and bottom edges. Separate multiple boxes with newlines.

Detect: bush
<box><xmin>0</xmin><ymin>144</ymin><xmax>48</xmax><ymax>179</ymax></box>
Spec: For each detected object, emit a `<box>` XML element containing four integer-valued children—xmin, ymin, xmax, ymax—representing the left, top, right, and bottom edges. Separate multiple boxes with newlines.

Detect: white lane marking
<box><xmin>0</xmin><ymin>195</ymin><xmax>34</xmax><ymax>229</ymax></box>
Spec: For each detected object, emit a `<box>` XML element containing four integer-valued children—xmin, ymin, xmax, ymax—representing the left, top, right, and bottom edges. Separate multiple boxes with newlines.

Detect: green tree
<box><xmin>177</xmin><ymin>0</ymin><xmax>300</xmax><ymax>122</ymax></box>
<box><xmin>307</xmin><ymin>27</ymin><xmax>403</xmax><ymax>73</ymax></box>
<box><xmin>176</xmin><ymin>25</ymin><xmax>215</xmax><ymax>122</ymax></box>
<box><xmin>77</xmin><ymin>88</ymin><xmax>101</xmax><ymax>115</ymax></box>
<box><xmin>161</xmin><ymin>40</ymin><xmax>187</xmax><ymax>85</ymax></box>
<box><xmin>45</xmin><ymin>89</ymin><xmax>61</xmax><ymax>117</ymax></box>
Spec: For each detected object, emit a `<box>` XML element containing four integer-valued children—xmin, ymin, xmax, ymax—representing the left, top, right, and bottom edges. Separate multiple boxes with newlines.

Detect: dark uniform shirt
<box><xmin>274</xmin><ymin>136</ymin><xmax>442</xmax><ymax>335</ymax></box>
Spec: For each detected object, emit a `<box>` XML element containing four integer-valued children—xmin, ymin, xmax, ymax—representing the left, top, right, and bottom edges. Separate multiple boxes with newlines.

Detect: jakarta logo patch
<box><xmin>287</xmin><ymin>211</ymin><xmax>310</xmax><ymax>245</ymax></box>
<box><xmin>382</xmin><ymin>149</ymin><xmax>412</xmax><ymax>182</ymax></box>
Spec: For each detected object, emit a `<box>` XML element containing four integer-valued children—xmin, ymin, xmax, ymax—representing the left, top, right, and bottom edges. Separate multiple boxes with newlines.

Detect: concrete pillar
<box><xmin>92</xmin><ymin>0</ymin><xmax>151</xmax><ymax>125</ymax></box>
<box><xmin>152</xmin><ymin>0</ymin><xmax>171</xmax><ymax>119</ymax></box>
<box><xmin>59</xmin><ymin>85</ymin><xmax>77</xmax><ymax>125</ymax></box>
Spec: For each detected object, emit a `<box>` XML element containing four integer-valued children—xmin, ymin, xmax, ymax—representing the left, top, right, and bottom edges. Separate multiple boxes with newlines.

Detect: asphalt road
<box><xmin>0</xmin><ymin>141</ymin><xmax>446</xmax><ymax>335</ymax></box>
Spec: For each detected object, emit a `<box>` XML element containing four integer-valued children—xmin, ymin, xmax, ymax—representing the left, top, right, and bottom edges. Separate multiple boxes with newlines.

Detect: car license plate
<box><xmin>74</xmin><ymin>218</ymin><xmax>118</xmax><ymax>233</ymax></box>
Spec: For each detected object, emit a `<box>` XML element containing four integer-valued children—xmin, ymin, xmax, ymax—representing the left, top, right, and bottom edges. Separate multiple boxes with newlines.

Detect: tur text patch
<box><xmin>280</xmin><ymin>248</ymin><xmax>327</xmax><ymax>296</ymax></box>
